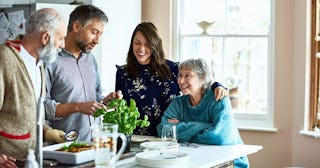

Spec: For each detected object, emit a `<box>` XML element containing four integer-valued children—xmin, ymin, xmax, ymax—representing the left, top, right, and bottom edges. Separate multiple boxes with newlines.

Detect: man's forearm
<box><xmin>55</xmin><ymin>103</ymin><xmax>80</xmax><ymax>117</ymax></box>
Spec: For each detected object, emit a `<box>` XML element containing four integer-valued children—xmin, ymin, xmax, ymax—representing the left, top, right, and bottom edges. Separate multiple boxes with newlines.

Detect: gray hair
<box><xmin>67</xmin><ymin>5</ymin><xmax>108</xmax><ymax>32</ymax></box>
<box><xmin>179</xmin><ymin>58</ymin><xmax>213</xmax><ymax>94</ymax></box>
<box><xmin>26</xmin><ymin>8</ymin><xmax>64</xmax><ymax>37</ymax></box>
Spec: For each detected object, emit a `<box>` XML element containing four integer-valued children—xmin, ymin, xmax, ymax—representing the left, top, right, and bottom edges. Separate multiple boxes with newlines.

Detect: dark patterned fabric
<box><xmin>116</xmin><ymin>60</ymin><xmax>180</xmax><ymax>136</ymax></box>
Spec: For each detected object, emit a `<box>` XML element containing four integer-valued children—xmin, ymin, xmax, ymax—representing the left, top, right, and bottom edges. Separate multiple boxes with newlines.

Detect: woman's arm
<box><xmin>211</xmin><ymin>82</ymin><xmax>229</xmax><ymax>101</ymax></box>
<box><xmin>156</xmin><ymin>98</ymin><xmax>212</xmax><ymax>142</ymax></box>
<box><xmin>191</xmin><ymin>98</ymin><xmax>243</xmax><ymax>145</ymax></box>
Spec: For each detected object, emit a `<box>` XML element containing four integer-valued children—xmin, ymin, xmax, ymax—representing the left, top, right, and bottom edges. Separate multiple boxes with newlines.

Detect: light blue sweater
<box><xmin>157</xmin><ymin>89</ymin><xmax>249</xmax><ymax>168</ymax></box>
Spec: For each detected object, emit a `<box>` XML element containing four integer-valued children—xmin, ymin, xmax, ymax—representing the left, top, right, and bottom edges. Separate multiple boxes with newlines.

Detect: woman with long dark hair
<box><xmin>115</xmin><ymin>22</ymin><xmax>227</xmax><ymax>136</ymax></box>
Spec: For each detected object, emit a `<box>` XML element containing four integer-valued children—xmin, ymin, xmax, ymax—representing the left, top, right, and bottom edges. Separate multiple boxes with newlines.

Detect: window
<box><xmin>173</xmin><ymin>0</ymin><xmax>275</xmax><ymax>129</ymax></box>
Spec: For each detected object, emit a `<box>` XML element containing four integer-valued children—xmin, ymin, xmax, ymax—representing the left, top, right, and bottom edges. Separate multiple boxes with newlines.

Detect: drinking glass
<box><xmin>161</xmin><ymin>124</ymin><xmax>177</xmax><ymax>142</ymax></box>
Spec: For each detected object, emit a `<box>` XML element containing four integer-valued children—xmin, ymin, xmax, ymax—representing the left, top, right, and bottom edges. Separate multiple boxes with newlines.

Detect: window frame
<box><xmin>172</xmin><ymin>0</ymin><xmax>276</xmax><ymax>130</ymax></box>
<box><xmin>310</xmin><ymin>0</ymin><xmax>320</xmax><ymax>131</ymax></box>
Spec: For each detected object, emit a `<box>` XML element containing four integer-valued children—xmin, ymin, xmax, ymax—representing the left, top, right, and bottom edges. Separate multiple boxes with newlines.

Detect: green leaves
<box><xmin>93</xmin><ymin>108</ymin><xmax>105</xmax><ymax>118</ymax></box>
<box><xmin>94</xmin><ymin>98</ymin><xmax>150</xmax><ymax>135</ymax></box>
<box><xmin>59</xmin><ymin>141</ymin><xmax>90</xmax><ymax>151</ymax></box>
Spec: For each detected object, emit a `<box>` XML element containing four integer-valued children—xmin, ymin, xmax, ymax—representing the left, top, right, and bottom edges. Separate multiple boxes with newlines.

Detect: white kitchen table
<box><xmin>115</xmin><ymin>144</ymin><xmax>263</xmax><ymax>168</ymax></box>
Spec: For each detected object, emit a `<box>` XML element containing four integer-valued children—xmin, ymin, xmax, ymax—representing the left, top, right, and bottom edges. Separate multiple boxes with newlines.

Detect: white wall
<box><xmin>92</xmin><ymin>0</ymin><xmax>141</xmax><ymax>94</ymax></box>
<box><xmin>34</xmin><ymin>3</ymin><xmax>76</xmax><ymax>22</ymax></box>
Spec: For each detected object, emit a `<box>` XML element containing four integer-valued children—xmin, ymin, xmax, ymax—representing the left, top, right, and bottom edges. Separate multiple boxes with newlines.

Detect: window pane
<box><xmin>180</xmin><ymin>37</ymin><xmax>268</xmax><ymax>114</ymax></box>
<box><xmin>179</xmin><ymin>0</ymin><xmax>270</xmax><ymax>35</ymax></box>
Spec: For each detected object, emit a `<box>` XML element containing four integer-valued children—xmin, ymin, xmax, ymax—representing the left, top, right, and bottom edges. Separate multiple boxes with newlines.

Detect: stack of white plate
<box><xmin>135</xmin><ymin>150</ymin><xmax>189</xmax><ymax>168</ymax></box>
<box><xmin>140</xmin><ymin>141</ymin><xmax>179</xmax><ymax>152</ymax></box>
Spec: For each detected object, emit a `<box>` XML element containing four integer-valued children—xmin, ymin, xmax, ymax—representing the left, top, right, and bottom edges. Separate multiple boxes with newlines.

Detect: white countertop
<box><xmin>116</xmin><ymin>143</ymin><xmax>263</xmax><ymax>168</ymax></box>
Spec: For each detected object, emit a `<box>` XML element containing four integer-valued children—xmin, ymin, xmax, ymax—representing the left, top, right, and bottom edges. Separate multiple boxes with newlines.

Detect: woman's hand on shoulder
<box><xmin>214</xmin><ymin>86</ymin><xmax>229</xmax><ymax>101</ymax></box>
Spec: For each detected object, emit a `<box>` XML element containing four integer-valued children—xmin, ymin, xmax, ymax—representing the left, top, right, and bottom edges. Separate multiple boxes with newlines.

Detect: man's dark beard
<box><xmin>75</xmin><ymin>36</ymin><xmax>91</xmax><ymax>53</ymax></box>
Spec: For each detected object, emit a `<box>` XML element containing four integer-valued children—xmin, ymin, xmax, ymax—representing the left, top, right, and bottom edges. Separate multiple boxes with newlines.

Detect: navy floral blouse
<box><xmin>115</xmin><ymin>60</ymin><xmax>221</xmax><ymax>136</ymax></box>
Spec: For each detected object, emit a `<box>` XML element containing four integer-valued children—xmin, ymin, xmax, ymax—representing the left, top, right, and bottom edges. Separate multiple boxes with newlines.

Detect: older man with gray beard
<box><xmin>0</xmin><ymin>8</ymin><xmax>67</xmax><ymax>167</ymax></box>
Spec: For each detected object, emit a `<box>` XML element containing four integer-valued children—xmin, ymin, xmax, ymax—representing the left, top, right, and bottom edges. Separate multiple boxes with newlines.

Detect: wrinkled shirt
<box><xmin>45</xmin><ymin>49</ymin><xmax>104</xmax><ymax>141</ymax></box>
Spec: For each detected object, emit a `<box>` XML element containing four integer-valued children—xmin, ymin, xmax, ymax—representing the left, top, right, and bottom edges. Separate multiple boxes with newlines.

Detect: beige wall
<box><xmin>141</xmin><ymin>0</ymin><xmax>172</xmax><ymax>58</ymax></box>
<box><xmin>142</xmin><ymin>0</ymin><xmax>320</xmax><ymax>167</ymax></box>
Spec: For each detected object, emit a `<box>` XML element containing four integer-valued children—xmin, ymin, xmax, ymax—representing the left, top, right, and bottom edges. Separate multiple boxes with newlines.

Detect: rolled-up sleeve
<box><xmin>44</xmin><ymin>97</ymin><xmax>60</xmax><ymax>120</ymax></box>
<box><xmin>44</xmin><ymin>64</ymin><xmax>60</xmax><ymax>120</ymax></box>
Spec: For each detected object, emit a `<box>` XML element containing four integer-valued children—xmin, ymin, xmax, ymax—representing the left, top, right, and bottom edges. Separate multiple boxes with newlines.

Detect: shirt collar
<box><xmin>19</xmin><ymin>45</ymin><xmax>43</xmax><ymax>67</ymax></box>
<box><xmin>61</xmin><ymin>48</ymin><xmax>88</xmax><ymax>60</ymax></box>
<box><xmin>6</xmin><ymin>39</ymin><xmax>22</xmax><ymax>52</ymax></box>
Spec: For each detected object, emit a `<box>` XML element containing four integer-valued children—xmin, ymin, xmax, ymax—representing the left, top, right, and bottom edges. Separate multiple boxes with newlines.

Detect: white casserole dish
<box><xmin>43</xmin><ymin>141</ymin><xmax>94</xmax><ymax>165</ymax></box>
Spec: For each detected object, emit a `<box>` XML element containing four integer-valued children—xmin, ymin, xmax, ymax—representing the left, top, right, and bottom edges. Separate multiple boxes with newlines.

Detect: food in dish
<box><xmin>56</xmin><ymin>141</ymin><xmax>94</xmax><ymax>153</ymax></box>
<box><xmin>43</xmin><ymin>141</ymin><xmax>95</xmax><ymax>164</ymax></box>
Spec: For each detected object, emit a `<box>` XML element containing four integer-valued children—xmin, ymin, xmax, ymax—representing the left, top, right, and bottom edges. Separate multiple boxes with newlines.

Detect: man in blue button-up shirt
<box><xmin>45</xmin><ymin>5</ymin><xmax>121</xmax><ymax>141</ymax></box>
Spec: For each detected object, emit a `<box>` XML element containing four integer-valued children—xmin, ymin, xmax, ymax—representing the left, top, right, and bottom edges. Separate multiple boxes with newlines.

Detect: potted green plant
<box><xmin>93</xmin><ymin>98</ymin><xmax>150</xmax><ymax>152</ymax></box>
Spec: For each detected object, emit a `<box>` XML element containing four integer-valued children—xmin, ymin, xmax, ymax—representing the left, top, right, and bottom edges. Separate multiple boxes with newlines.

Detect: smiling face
<box><xmin>178</xmin><ymin>68</ymin><xmax>205</xmax><ymax>97</ymax></box>
<box><xmin>132</xmin><ymin>31</ymin><xmax>152</xmax><ymax>65</ymax></box>
<box><xmin>75</xmin><ymin>18</ymin><xmax>105</xmax><ymax>53</ymax></box>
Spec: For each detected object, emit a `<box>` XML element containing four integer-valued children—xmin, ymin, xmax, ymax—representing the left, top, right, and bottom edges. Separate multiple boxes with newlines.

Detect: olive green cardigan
<box><xmin>0</xmin><ymin>40</ymin><xmax>39</xmax><ymax>159</ymax></box>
